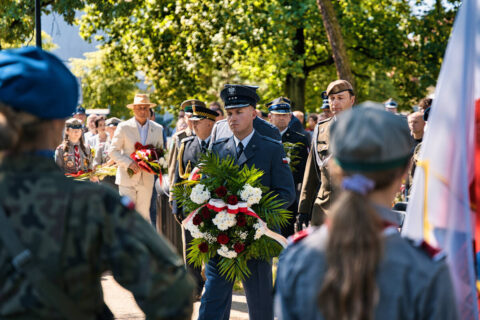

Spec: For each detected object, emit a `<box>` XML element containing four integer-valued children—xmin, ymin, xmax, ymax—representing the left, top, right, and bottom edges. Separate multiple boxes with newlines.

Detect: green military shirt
<box><xmin>0</xmin><ymin>154</ymin><xmax>194</xmax><ymax>319</ymax></box>
<box><xmin>298</xmin><ymin>118</ymin><xmax>336</xmax><ymax>226</ymax></box>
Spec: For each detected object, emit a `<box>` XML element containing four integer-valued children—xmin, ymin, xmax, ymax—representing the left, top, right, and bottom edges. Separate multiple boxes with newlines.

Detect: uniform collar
<box><xmin>197</xmin><ymin>135</ymin><xmax>211</xmax><ymax>146</ymax></box>
<box><xmin>280</xmin><ymin>127</ymin><xmax>288</xmax><ymax>136</ymax></box>
<box><xmin>233</xmin><ymin>129</ymin><xmax>255</xmax><ymax>148</ymax></box>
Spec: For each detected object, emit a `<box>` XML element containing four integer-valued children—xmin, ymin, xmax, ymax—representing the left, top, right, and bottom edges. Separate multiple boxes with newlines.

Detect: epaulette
<box><xmin>180</xmin><ymin>136</ymin><xmax>195</xmax><ymax>144</ymax></box>
<box><xmin>260</xmin><ymin>135</ymin><xmax>282</xmax><ymax>145</ymax></box>
<box><xmin>288</xmin><ymin>228</ymin><xmax>311</xmax><ymax>245</ymax></box>
<box><xmin>408</xmin><ymin>239</ymin><xmax>446</xmax><ymax>261</ymax></box>
<box><xmin>212</xmin><ymin>137</ymin><xmax>229</xmax><ymax>145</ymax></box>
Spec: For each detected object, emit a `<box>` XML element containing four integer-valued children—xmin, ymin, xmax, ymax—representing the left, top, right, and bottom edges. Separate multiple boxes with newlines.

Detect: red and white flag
<box><xmin>402</xmin><ymin>0</ymin><xmax>480</xmax><ymax>318</ymax></box>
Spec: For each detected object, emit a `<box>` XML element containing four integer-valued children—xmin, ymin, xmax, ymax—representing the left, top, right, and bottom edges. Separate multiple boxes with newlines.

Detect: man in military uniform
<box><xmin>267</xmin><ymin>97</ymin><xmax>308</xmax><ymax>236</ymax></box>
<box><xmin>208</xmin><ymin>84</ymin><xmax>281</xmax><ymax>146</ymax></box>
<box><xmin>0</xmin><ymin>47</ymin><xmax>194</xmax><ymax>319</ymax></box>
<box><xmin>298</xmin><ymin>80</ymin><xmax>355</xmax><ymax>226</ymax></box>
<box><xmin>173</xmin><ymin>101</ymin><xmax>218</xmax><ymax>300</ymax></box>
<box><xmin>199</xmin><ymin>84</ymin><xmax>296</xmax><ymax>320</ymax></box>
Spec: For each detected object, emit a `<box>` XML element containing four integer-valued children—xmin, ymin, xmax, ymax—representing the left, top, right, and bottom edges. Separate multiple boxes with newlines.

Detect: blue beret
<box><xmin>220</xmin><ymin>84</ymin><xmax>260</xmax><ymax>109</ymax></box>
<box><xmin>267</xmin><ymin>96</ymin><xmax>291</xmax><ymax>114</ymax></box>
<box><xmin>0</xmin><ymin>47</ymin><xmax>79</xmax><ymax>119</ymax></box>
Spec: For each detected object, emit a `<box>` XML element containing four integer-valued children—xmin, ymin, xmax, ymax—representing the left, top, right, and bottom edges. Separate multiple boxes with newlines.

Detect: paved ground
<box><xmin>101</xmin><ymin>275</ymin><xmax>249</xmax><ymax>320</ymax></box>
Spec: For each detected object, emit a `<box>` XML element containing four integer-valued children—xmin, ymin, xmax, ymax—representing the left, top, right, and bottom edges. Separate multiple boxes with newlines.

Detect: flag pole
<box><xmin>35</xmin><ymin>0</ymin><xmax>42</xmax><ymax>48</ymax></box>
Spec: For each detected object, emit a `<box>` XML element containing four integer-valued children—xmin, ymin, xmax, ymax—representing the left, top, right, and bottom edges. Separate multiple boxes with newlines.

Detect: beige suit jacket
<box><xmin>109</xmin><ymin>117</ymin><xmax>164</xmax><ymax>187</ymax></box>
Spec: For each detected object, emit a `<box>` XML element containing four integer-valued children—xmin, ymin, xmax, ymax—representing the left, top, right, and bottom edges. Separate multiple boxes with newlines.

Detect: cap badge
<box><xmin>228</xmin><ymin>87</ymin><xmax>236</xmax><ymax>95</ymax></box>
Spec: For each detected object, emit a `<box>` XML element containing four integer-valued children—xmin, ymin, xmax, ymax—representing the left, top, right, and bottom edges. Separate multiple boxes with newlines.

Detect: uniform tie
<box><xmin>201</xmin><ymin>140</ymin><xmax>207</xmax><ymax>152</ymax></box>
<box><xmin>236</xmin><ymin>142</ymin><xmax>244</xmax><ymax>158</ymax></box>
<box><xmin>74</xmin><ymin>145</ymin><xmax>80</xmax><ymax>169</ymax></box>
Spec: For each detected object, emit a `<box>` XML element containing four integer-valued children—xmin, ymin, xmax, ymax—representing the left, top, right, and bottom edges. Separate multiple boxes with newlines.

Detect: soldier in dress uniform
<box><xmin>298</xmin><ymin>80</ymin><xmax>355</xmax><ymax>226</ymax></box>
<box><xmin>267</xmin><ymin>97</ymin><xmax>309</xmax><ymax>236</ymax></box>
<box><xmin>55</xmin><ymin>118</ymin><xmax>93</xmax><ymax>174</ymax></box>
<box><xmin>173</xmin><ymin>103</ymin><xmax>218</xmax><ymax>300</ymax></box>
<box><xmin>275</xmin><ymin>107</ymin><xmax>457</xmax><ymax>320</ymax></box>
<box><xmin>208</xmin><ymin>84</ymin><xmax>281</xmax><ymax>146</ymax></box>
<box><xmin>0</xmin><ymin>47</ymin><xmax>194</xmax><ymax>320</ymax></box>
<box><xmin>198</xmin><ymin>84</ymin><xmax>296</xmax><ymax>320</ymax></box>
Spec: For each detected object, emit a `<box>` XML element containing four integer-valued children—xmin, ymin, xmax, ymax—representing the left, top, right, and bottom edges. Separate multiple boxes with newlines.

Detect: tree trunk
<box><xmin>285</xmin><ymin>27</ymin><xmax>306</xmax><ymax>111</ymax></box>
<box><xmin>316</xmin><ymin>0</ymin><xmax>356</xmax><ymax>90</ymax></box>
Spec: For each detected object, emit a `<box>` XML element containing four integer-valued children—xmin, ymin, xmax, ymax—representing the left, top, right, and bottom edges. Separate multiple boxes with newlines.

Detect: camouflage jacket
<box><xmin>0</xmin><ymin>154</ymin><xmax>194</xmax><ymax>320</ymax></box>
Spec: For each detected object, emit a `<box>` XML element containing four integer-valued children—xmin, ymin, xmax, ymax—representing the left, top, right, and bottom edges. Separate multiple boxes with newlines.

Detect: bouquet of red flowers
<box><xmin>128</xmin><ymin>142</ymin><xmax>168</xmax><ymax>181</ymax></box>
<box><xmin>172</xmin><ymin>153</ymin><xmax>290</xmax><ymax>281</ymax></box>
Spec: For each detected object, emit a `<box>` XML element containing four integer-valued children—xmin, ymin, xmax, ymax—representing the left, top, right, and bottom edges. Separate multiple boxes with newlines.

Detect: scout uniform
<box><xmin>173</xmin><ymin>103</ymin><xmax>218</xmax><ymax>298</ymax></box>
<box><xmin>0</xmin><ymin>47</ymin><xmax>195</xmax><ymax>319</ymax></box>
<box><xmin>275</xmin><ymin>107</ymin><xmax>457</xmax><ymax>320</ymax></box>
<box><xmin>55</xmin><ymin>119</ymin><xmax>93</xmax><ymax>174</ymax></box>
<box><xmin>298</xmin><ymin>81</ymin><xmax>354</xmax><ymax>226</ymax></box>
<box><xmin>267</xmin><ymin>97</ymin><xmax>309</xmax><ymax>236</ymax></box>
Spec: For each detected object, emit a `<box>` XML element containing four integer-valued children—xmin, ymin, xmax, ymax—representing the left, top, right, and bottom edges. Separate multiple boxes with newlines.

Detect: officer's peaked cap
<box><xmin>220</xmin><ymin>84</ymin><xmax>260</xmax><ymax>109</ymax></box>
<box><xmin>267</xmin><ymin>96</ymin><xmax>291</xmax><ymax>114</ymax></box>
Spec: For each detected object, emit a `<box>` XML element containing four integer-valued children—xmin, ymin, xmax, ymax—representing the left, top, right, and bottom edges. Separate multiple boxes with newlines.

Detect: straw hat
<box><xmin>127</xmin><ymin>93</ymin><xmax>157</xmax><ymax>109</ymax></box>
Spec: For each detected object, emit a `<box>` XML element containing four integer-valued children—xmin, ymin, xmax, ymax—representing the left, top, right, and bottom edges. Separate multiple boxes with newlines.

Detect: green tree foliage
<box><xmin>70</xmin><ymin>48</ymin><xmax>137</xmax><ymax>119</ymax></box>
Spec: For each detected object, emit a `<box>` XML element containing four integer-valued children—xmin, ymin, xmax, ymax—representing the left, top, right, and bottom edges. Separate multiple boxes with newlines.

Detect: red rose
<box><xmin>201</xmin><ymin>207</ymin><xmax>211</xmax><ymax>219</ymax></box>
<box><xmin>198</xmin><ymin>242</ymin><xmax>209</xmax><ymax>253</ymax></box>
<box><xmin>193</xmin><ymin>214</ymin><xmax>203</xmax><ymax>226</ymax></box>
<box><xmin>236</xmin><ymin>214</ymin><xmax>246</xmax><ymax>227</ymax></box>
<box><xmin>227</xmin><ymin>195</ymin><xmax>238</xmax><ymax>205</ymax></box>
<box><xmin>217</xmin><ymin>233</ymin><xmax>230</xmax><ymax>244</ymax></box>
<box><xmin>215</xmin><ymin>186</ymin><xmax>228</xmax><ymax>197</ymax></box>
<box><xmin>234</xmin><ymin>243</ymin><xmax>245</xmax><ymax>253</ymax></box>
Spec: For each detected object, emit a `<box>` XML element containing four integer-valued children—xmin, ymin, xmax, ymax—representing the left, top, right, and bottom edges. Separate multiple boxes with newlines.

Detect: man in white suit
<box><xmin>109</xmin><ymin>93</ymin><xmax>164</xmax><ymax>220</ymax></box>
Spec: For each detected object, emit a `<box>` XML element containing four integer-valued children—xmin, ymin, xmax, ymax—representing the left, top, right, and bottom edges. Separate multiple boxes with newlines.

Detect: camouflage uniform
<box><xmin>54</xmin><ymin>143</ymin><xmax>92</xmax><ymax>174</ymax></box>
<box><xmin>0</xmin><ymin>154</ymin><xmax>195</xmax><ymax>319</ymax></box>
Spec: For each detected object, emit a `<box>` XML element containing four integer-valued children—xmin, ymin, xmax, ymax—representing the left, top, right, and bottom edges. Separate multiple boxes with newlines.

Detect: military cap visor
<box><xmin>181</xmin><ymin>99</ymin><xmax>205</xmax><ymax>114</ymax></box>
<box><xmin>190</xmin><ymin>106</ymin><xmax>218</xmax><ymax>121</ymax></box>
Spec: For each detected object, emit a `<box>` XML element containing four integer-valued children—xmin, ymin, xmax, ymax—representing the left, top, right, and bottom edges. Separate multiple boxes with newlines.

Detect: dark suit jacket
<box><xmin>282</xmin><ymin>127</ymin><xmax>309</xmax><ymax>186</ymax></box>
<box><xmin>210</xmin><ymin>116</ymin><xmax>281</xmax><ymax>147</ymax></box>
<box><xmin>212</xmin><ymin>131</ymin><xmax>296</xmax><ymax>208</ymax></box>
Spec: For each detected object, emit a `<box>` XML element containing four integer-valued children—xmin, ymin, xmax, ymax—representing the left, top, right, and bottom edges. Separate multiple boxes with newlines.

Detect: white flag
<box><xmin>402</xmin><ymin>0</ymin><xmax>479</xmax><ymax>318</ymax></box>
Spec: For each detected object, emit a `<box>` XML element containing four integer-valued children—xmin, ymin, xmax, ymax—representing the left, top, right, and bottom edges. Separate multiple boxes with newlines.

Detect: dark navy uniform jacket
<box><xmin>212</xmin><ymin>131</ymin><xmax>296</xmax><ymax>208</ymax></box>
<box><xmin>275</xmin><ymin>206</ymin><xmax>458</xmax><ymax>320</ymax></box>
<box><xmin>210</xmin><ymin>116</ymin><xmax>281</xmax><ymax>147</ymax></box>
<box><xmin>282</xmin><ymin>127</ymin><xmax>309</xmax><ymax>186</ymax></box>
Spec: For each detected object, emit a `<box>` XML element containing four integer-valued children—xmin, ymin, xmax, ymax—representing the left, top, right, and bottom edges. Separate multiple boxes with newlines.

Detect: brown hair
<box><xmin>62</xmin><ymin>119</ymin><xmax>90</xmax><ymax>167</ymax></box>
<box><xmin>318</xmin><ymin>162</ymin><xmax>409</xmax><ymax>320</ymax></box>
<box><xmin>0</xmin><ymin>103</ymin><xmax>43</xmax><ymax>152</ymax></box>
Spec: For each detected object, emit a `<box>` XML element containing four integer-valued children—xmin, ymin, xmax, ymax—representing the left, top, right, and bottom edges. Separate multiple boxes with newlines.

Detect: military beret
<box><xmin>220</xmin><ymin>84</ymin><xmax>260</xmax><ymax>109</ymax></box>
<box><xmin>190</xmin><ymin>105</ymin><xmax>218</xmax><ymax>121</ymax></box>
<box><xmin>267</xmin><ymin>97</ymin><xmax>291</xmax><ymax>114</ymax></box>
<box><xmin>65</xmin><ymin>118</ymin><xmax>83</xmax><ymax>130</ymax></box>
<box><xmin>0</xmin><ymin>47</ymin><xmax>79</xmax><ymax>119</ymax></box>
<box><xmin>106</xmin><ymin>117</ymin><xmax>122</xmax><ymax>126</ymax></box>
<box><xmin>330</xmin><ymin>105</ymin><xmax>414</xmax><ymax>172</ymax></box>
<box><xmin>181</xmin><ymin>99</ymin><xmax>205</xmax><ymax>114</ymax></box>
<box><xmin>326</xmin><ymin>80</ymin><xmax>354</xmax><ymax>97</ymax></box>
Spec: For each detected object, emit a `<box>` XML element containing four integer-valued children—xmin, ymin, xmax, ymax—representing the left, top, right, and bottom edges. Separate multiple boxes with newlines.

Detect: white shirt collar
<box><xmin>197</xmin><ymin>135</ymin><xmax>211</xmax><ymax>146</ymax></box>
<box><xmin>233</xmin><ymin>129</ymin><xmax>255</xmax><ymax>148</ymax></box>
<box><xmin>280</xmin><ymin>127</ymin><xmax>288</xmax><ymax>136</ymax></box>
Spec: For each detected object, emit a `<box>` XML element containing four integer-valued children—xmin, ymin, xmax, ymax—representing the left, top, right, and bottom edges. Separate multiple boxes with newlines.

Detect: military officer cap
<box><xmin>65</xmin><ymin>118</ymin><xmax>83</xmax><ymax>130</ymax></box>
<box><xmin>330</xmin><ymin>105</ymin><xmax>414</xmax><ymax>172</ymax></box>
<box><xmin>267</xmin><ymin>96</ymin><xmax>292</xmax><ymax>114</ymax></box>
<box><xmin>181</xmin><ymin>99</ymin><xmax>205</xmax><ymax>115</ymax></box>
<box><xmin>220</xmin><ymin>84</ymin><xmax>260</xmax><ymax>109</ymax></box>
<box><xmin>385</xmin><ymin>98</ymin><xmax>398</xmax><ymax>109</ymax></box>
<box><xmin>73</xmin><ymin>106</ymin><xmax>86</xmax><ymax>116</ymax></box>
<box><xmin>0</xmin><ymin>47</ymin><xmax>79</xmax><ymax>119</ymax></box>
<box><xmin>190</xmin><ymin>105</ymin><xmax>218</xmax><ymax>121</ymax></box>
<box><xmin>106</xmin><ymin>117</ymin><xmax>122</xmax><ymax>127</ymax></box>
<box><xmin>320</xmin><ymin>92</ymin><xmax>330</xmax><ymax>110</ymax></box>
<box><xmin>326</xmin><ymin>80</ymin><xmax>354</xmax><ymax>97</ymax></box>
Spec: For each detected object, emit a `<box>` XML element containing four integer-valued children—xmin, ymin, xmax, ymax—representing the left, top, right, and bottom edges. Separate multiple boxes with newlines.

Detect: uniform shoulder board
<box><xmin>180</xmin><ymin>136</ymin><xmax>195</xmax><ymax>144</ymax></box>
<box><xmin>261</xmin><ymin>135</ymin><xmax>282</xmax><ymax>145</ymax></box>
<box><xmin>213</xmin><ymin>137</ymin><xmax>229</xmax><ymax>145</ymax></box>
<box><xmin>290</xmin><ymin>130</ymin><xmax>306</xmax><ymax>138</ymax></box>
<box><xmin>318</xmin><ymin>117</ymin><xmax>333</xmax><ymax>126</ymax></box>
<box><xmin>288</xmin><ymin>228</ymin><xmax>311</xmax><ymax>245</ymax></box>
<box><xmin>408</xmin><ymin>239</ymin><xmax>446</xmax><ymax>261</ymax></box>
